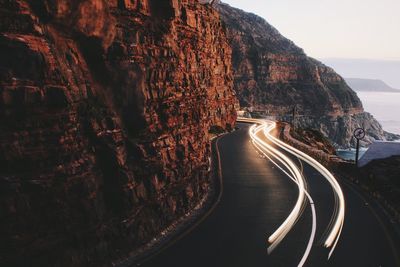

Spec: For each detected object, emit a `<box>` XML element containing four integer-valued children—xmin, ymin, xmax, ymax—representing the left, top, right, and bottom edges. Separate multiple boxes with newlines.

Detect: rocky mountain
<box><xmin>345</xmin><ymin>78</ymin><xmax>400</xmax><ymax>92</ymax></box>
<box><xmin>216</xmin><ymin>3</ymin><xmax>395</xmax><ymax>147</ymax></box>
<box><xmin>1</xmin><ymin>1</ymin><xmax>398</xmax><ymax>265</ymax></box>
<box><xmin>0</xmin><ymin>0</ymin><xmax>237</xmax><ymax>266</ymax></box>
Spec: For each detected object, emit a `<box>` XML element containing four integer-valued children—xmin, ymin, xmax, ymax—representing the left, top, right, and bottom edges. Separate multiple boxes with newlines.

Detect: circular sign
<box><xmin>353</xmin><ymin>128</ymin><xmax>366</xmax><ymax>140</ymax></box>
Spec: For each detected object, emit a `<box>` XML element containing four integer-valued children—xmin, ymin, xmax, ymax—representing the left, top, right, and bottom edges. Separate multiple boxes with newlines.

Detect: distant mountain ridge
<box><xmin>321</xmin><ymin>58</ymin><xmax>400</xmax><ymax>89</ymax></box>
<box><xmin>216</xmin><ymin>3</ymin><xmax>397</xmax><ymax>147</ymax></box>
<box><xmin>346</xmin><ymin>78</ymin><xmax>400</xmax><ymax>93</ymax></box>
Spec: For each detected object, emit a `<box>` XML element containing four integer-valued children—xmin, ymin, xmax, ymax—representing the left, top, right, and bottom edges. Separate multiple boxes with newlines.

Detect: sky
<box><xmin>222</xmin><ymin>0</ymin><xmax>400</xmax><ymax>60</ymax></box>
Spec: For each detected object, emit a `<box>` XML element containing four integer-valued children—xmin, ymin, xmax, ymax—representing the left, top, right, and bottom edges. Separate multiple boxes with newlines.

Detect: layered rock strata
<box><xmin>0</xmin><ymin>0</ymin><xmax>237</xmax><ymax>266</ymax></box>
<box><xmin>217</xmin><ymin>3</ymin><xmax>393</xmax><ymax>147</ymax></box>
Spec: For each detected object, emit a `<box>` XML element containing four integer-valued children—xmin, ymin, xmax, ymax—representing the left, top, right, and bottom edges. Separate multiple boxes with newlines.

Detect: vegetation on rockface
<box><xmin>289</xmin><ymin>127</ymin><xmax>337</xmax><ymax>155</ymax></box>
<box><xmin>209</xmin><ymin>125</ymin><xmax>223</xmax><ymax>134</ymax></box>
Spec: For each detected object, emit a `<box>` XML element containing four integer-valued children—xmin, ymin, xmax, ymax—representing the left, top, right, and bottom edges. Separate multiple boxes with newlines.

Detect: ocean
<box><xmin>356</xmin><ymin>91</ymin><xmax>400</xmax><ymax>135</ymax></box>
<box><xmin>336</xmin><ymin>148</ymin><xmax>367</xmax><ymax>161</ymax></box>
<box><xmin>336</xmin><ymin>91</ymin><xmax>400</xmax><ymax>160</ymax></box>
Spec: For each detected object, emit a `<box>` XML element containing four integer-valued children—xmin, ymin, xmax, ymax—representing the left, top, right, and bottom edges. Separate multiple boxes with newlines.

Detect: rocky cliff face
<box><xmin>217</xmin><ymin>3</ymin><xmax>391</xmax><ymax>147</ymax></box>
<box><xmin>0</xmin><ymin>0</ymin><xmax>237</xmax><ymax>266</ymax></box>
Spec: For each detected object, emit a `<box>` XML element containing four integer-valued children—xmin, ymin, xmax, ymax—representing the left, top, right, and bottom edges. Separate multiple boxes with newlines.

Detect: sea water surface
<box><xmin>356</xmin><ymin>91</ymin><xmax>400</xmax><ymax>135</ymax></box>
<box><xmin>337</xmin><ymin>148</ymin><xmax>367</xmax><ymax>161</ymax></box>
<box><xmin>337</xmin><ymin>91</ymin><xmax>400</xmax><ymax>160</ymax></box>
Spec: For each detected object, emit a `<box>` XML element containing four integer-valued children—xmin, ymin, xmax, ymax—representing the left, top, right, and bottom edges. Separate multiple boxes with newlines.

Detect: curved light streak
<box><xmin>238</xmin><ymin>118</ymin><xmax>345</xmax><ymax>261</ymax></box>
<box><xmin>262</xmin><ymin>120</ymin><xmax>345</xmax><ymax>257</ymax></box>
<box><xmin>252</xmin><ymin>134</ymin><xmax>317</xmax><ymax>267</ymax></box>
<box><xmin>248</xmin><ymin>122</ymin><xmax>316</xmax><ymax>267</ymax></box>
<box><xmin>249</xmin><ymin>124</ymin><xmax>306</xmax><ymax>246</ymax></box>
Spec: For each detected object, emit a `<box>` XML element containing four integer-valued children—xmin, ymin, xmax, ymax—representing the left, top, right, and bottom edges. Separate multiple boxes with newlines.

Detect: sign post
<box><xmin>353</xmin><ymin>128</ymin><xmax>366</xmax><ymax>166</ymax></box>
<box><xmin>292</xmin><ymin>105</ymin><xmax>297</xmax><ymax>130</ymax></box>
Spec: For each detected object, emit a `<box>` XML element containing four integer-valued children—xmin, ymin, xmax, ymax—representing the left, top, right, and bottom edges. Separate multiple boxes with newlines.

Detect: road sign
<box><xmin>353</xmin><ymin>128</ymin><xmax>365</xmax><ymax>166</ymax></box>
<box><xmin>353</xmin><ymin>128</ymin><xmax>366</xmax><ymax>140</ymax></box>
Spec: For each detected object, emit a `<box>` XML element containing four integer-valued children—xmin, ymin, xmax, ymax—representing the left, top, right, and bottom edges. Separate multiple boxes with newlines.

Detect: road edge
<box><xmin>114</xmin><ymin>134</ymin><xmax>226</xmax><ymax>267</ymax></box>
<box><xmin>275</xmin><ymin>120</ymin><xmax>400</xmax><ymax>264</ymax></box>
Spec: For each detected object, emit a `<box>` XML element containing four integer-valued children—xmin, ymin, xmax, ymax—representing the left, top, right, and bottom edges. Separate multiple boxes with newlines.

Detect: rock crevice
<box><xmin>0</xmin><ymin>1</ymin><xmax>237</xmax><ymax>266</ymax></box>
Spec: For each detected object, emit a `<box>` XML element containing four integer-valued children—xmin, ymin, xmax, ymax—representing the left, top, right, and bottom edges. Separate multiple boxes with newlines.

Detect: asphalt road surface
<box><xmin>140</xmin><ymin>123</ymin><xmax>400</xmax><ymax>267</ymax></box>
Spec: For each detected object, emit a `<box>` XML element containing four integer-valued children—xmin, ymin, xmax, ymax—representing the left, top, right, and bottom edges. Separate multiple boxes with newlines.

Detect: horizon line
<box><xmin>318</xmin><ymin>57</ymin><xmax>400</xmax><ymax>62</ymax></box>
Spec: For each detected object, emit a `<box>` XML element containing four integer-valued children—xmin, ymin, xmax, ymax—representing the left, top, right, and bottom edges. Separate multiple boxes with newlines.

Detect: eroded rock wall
<box><xmin>0</xmin><ymin>0</ymin><xmax>237</xmax><ymax>266</ymax></box>
<box><xmin>217</xmin><ymin>3</ymin><xmax>389</xmax><ymax>147</ymax></box>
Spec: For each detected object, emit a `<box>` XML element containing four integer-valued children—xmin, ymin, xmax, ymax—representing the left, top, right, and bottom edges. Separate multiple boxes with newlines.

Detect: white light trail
<box><xmin>261</xmin><ymin>120</ymin><xmax>345</xmax><ymax>258</ymax></box>
<box><xmin>247</xmin><ymin>122</ymin><xmax>316</xmax><ymax>267</ymax></box>
<box><xmin>239</xmin><ymin>118</ymin><xmax>346</xmax><ymax>262</ymax></box>
<box><xmin>249</xmin><ymin>124</ymin><xmax>306</xmax><ymax>247</ymax></box>
<box><xmin>251</xmin><ymin>133</ymin><xmax>317</xmax><ymax>267</ymax></box>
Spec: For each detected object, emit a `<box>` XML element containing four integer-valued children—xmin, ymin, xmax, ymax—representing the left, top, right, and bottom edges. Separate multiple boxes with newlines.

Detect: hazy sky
<box><xmin>222</xmin><ymin>0</ymin><xmax>400</xmax><ymax>60</ymax></box>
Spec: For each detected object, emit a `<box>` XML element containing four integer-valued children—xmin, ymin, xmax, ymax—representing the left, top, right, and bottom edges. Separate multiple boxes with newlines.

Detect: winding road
<box><xmin>141</xmin><ymin>120</ymin><xmax>400</xmax><ymax>267</ymax></box>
